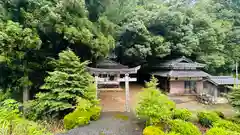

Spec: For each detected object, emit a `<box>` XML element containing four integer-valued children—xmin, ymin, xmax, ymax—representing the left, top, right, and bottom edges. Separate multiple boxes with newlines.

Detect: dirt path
<box><xmin>99</xmin><ymin>83</ymin><xmax>143</xmax><ymax>112</ymax></box>
<box><xmin>58</xmin><ymin>112</ymin><xmax>144</xmax><ymax>135</ymax></box>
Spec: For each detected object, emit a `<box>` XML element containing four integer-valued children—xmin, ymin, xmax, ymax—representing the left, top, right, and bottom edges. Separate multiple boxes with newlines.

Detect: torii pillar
<box><xmin>125</xmin><ymin>73</ymin><xmax>130</xmax><ymax>112</ymax></box>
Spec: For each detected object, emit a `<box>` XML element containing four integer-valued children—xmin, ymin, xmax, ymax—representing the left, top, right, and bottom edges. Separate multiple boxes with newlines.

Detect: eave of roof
<box><xmin>151</xmin><ymin>70</ymin><xmax>210</xmax><ymax>77</ymax></box>
<box><xmin>208</xmin><ymin>76</ymin><xmax>240</xmax><ymax>85</ymax></box>
<box><xmin>96</xmin><ymin>59</ymin><xmax>128</xmax><ymax>69</ymax></box>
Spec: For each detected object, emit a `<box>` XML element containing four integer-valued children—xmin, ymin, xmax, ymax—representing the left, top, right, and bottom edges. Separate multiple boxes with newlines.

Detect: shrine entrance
<box><xmin>87</xmin><ymin>59</ymin><xmax>140</xmax><ymax>112</ymax></box>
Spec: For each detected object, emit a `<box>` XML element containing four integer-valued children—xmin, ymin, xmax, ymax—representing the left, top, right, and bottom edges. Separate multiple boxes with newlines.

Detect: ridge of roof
<box><xmin>96</xmin><ymin>58</ymin><xmax>129</xmax><ymax>69</ymax></box>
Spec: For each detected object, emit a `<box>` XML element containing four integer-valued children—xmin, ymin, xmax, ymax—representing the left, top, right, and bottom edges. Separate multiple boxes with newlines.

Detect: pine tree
<box><xmin>229</xmin><ymin>87</ymin><xmax>240</xmax><ymax>112</ymax></box>
<box><xmin>25</xmin><ymin>49</ymin><xmax>94</xmax><ymax>120</ymax></box>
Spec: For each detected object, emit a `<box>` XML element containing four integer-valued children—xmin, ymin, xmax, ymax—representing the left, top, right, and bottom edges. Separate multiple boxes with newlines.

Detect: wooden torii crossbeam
<box><xmin>87</xmin><ymin>66</ymin><xmax>141</xmax><ymax>112</ymax></box>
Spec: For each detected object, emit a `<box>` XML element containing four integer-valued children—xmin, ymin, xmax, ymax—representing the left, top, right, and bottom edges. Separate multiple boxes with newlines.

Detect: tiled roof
<box><xmin>151</xmin><ymin>70</ymin><xmax>210</xmax><ymax>77</ymax></box>
<box><xmin>208</xmin><ymin>76</ymin><xmax>239</xmax><ymax>85</ymax></box>
<box><xmin>96</xmin><ymin>59</ymin><xmax>129</xmax><ymax>69</ymax></box>
<box><xmin>151</xmin><ymin>56</ymin><xmax>205</xmax><ymax>69</ymax></box>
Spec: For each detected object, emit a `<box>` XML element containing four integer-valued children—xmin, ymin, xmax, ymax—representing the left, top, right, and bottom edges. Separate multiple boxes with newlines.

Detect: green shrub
<box><xmin>197</xmin><ymin>111</ymin><xmax>220</xmax><ymax>127</ymax></box>
<box><xmin>63</xmin><ymin>98</ymin><xmax>101</xmax><ymax>130</ymax></box>
<box><xmin>172</xmin><ymin>109</ymin><xmax>192</xmax><ymax>121</ymax></box>
<box><xmin>90</xmin><ymin>106</ymin><xmax>101</xmax><ymax>121</ymax></box>
<box><xmin>165</xmin><ymin>132</ymin><xmax>181</xmax><ymax>135</ymax></box>
<box><xmin>143</xmin><ymin>126</ymin><xmax>165</xmax><ymax>135</ymax></box>
<box><xmin>206</xmin><ymin>127</ymin><xmax>240</xmax><ymax>135</ymax></box>
<box><xmin>136</xmin><ymin>77</ymin><xmax>176</xmax><ymax>125</ymax></box>
<box><xmin>13</xmin><ymin>119</ymin><xmax>52</xmax><ymax>135</ymax></box>
<box><xmin>0</xmin><ymin>100</ymin><xmax>52</xmax><ymax>135</ymax></box>
<box><xmin>169</xmin><ymin>119</ymin><xmax>201</xmax><ymax>135</ymax></box>
<box><xmin>213</xmin><ymin>119</ymin><xmax>240</xmax><ymax>132</ymax></box>
<box><xmin>64</xmin><ymin>110</ymin><xmax>91</xmax><ymax>130</ymax></box>
<box><xmin>227</xmin><ymin>116</ymin><xmax>240</xmax><ymax>124</ymax></box>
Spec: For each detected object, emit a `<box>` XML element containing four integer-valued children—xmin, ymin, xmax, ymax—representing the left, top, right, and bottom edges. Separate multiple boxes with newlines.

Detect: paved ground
<box><xmin>58</xmin><ymin>112</ymin><xmax>144</xmax><ymax>135</ymax></box>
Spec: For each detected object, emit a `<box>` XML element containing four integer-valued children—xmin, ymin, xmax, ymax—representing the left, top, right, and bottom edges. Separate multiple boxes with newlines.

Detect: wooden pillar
<box><xmin>117</xmin><ymin>74</ymin><xmax>120</xmax><ymax>88</ymax></box>
<box><xmin>125</xmin><ymin>73</ymin><xmax>130</xmax><ymax>112</ymax></box>
<box><xmin>95</xmin><ymin>75</ymin><xmax>98</xmax><ymax>99</ymax></box>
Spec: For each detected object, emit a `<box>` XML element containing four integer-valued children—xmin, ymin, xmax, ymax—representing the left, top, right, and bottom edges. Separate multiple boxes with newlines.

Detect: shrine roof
<box><xmin>151</xmin><ymin>70</ymin><xmax>210</xmax><ymax>77</ymax></box>
<box><xmin>96</xmin><ymin>59</ymin><xmax>129</xmax><ymax>69</ymax></box>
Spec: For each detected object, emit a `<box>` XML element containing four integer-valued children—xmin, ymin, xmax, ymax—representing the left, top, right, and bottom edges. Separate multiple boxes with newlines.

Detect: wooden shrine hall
<box><xmin>87</xmin><ymin>59</ymin><xmax>140</xmax><ymax>112</ymax></box>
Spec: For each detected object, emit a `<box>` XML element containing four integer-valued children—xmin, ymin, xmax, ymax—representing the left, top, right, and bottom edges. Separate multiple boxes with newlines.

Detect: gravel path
<box><xmin>58</xmin><ymin>112</ymin><xmax>144</xmax><ymax>135</ymax></box>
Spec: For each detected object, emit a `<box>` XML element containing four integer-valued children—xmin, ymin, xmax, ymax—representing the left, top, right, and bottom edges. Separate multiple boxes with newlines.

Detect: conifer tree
<box><xmin>25</xmin><ymin>49</ymin><xmax>94</xmax><ymax>120</ymax></box>
<box><xmin>229</xmin><ymin>87</ymin><xmax>240</xmax><ymax>112</ymax></box>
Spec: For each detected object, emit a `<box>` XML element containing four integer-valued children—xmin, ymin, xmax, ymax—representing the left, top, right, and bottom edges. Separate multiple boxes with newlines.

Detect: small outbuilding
<box><xmin>203</xmin><ymin>76</ymin><xmax>239</xmax><ymax>103</ymax></box>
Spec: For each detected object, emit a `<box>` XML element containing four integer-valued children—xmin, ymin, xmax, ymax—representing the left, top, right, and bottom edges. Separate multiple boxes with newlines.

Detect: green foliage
<box><xmin>229</xmin><ymin>87</ymin><xmax>240</xmax><ymax>112</ymax></box>
<box><xmin>145</xmin><ymin>76</ymin><xmax>159</xmax><ymax>88</ymax></box>
<box><xmin>165</xmin><ymin>132</ymin><xmax>181</xmax><ymax>135</ymax></box>
<box><xmin>213</xmin><ymin>119</ymin><xmax>240</xmax><ymax>132</ymax></box>
<box><xmin>25</xmin><ymin>49</ymin><xmax>94</xmax><ymax>120</ymax></box>
<box><xmin>214</xmin><ymin>111</ymin><xmax>225</xmax><ymax>119</ymax></box>
<box><xmin>0</xmin><ymin>0</ymin><xmax>115</xmax><ymax>104</ymax></box>
<box><xmin>197</xmin><ymin>111</ymin><xmax>220</xmax><ymax>127</ymax></box>
<box><xmin>63</xmin><ymin>98</ymin><xmax>101</xmax><ymax>130</ymax></box>
<box><xmin>142</xmin><ymin>126</ymin><xmax>165</xmax><ymax>135</ymax></box>
<box><xmin>168</xmin><ymin>119</ymin><xmax>201</xmax><ymax>135</ymax></box>
<box><xmin>136</xmin><ymin>77</ymin><xmax>175</xmax><ymax>125</ymax></box>
<box><xmin>64</xmin><ymin>109</ymin><xmax>91</xmax><ymax>130</ymax></box>
<box><xmin>206</xmin><ymin>127</ymin><xmax>240</xmax><ymax>135</ymax></box>
<box><xmin>1</xmin><ymin>99</ymin><xmax>21</xmax><ymax>112</ymax></box>
<box><xmin>227</xmin><ymin>115</ymin><xmax>240</xmax><ymax>124</ymax></box>
<box><xmin>0</xmin><ymin>20</ymin><xmax>41</xmax><ymax>99</ymax></box>
<box><xmin>89</xmin><ymin>106</ymin><xmax>101</xmax><ymax>121</ymax></box>
<box><xmin>172</xmin><ymin>109</ymin><xmax>192</xmax><ymax>121</ymax></box>
<box><xmin>111</xmin><ymin>0</ymin><xmax>240</xmax><ymax>73</ymax></box>
<box><xmin>0</xmin><ymin>99</ymin><xmax>52</xmax><ymax>135</ymax></box>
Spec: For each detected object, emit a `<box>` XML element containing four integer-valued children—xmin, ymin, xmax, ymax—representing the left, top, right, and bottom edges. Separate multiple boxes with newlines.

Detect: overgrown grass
<box><xmin>39</xmin><ymin>119</ymin><xmax>65</xmax><ymax>134</ymax></box>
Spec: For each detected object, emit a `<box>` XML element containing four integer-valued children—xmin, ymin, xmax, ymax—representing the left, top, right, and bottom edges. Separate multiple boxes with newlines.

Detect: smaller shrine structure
<box><xmin>87</xmin><ymin>59</ymin><xmax>140</xmax><ymax>112</ymax></box>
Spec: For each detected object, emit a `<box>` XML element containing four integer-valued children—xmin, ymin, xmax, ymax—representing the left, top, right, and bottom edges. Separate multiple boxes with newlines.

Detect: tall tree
<box><xmin>25</xmin><ymin>49</ymin><xmax>94</xmax><ymax>120</ymax></box>
<box><xmin>0</xmin><ymin>20</ymin><xmax>41</xmax><ymax>101</ymax></box>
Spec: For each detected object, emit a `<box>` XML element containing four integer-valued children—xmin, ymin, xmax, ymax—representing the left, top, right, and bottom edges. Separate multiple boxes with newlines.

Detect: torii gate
<box><xmin>87</xmin><ymin>66</ymin><xmax>141</xmax><ymax>112</ymax></box>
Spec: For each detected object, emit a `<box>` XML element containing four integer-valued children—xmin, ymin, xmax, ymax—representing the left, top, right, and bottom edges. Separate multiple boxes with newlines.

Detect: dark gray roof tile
<box><xmin>208</xmin><ymin>76</ymin><xmax>239</xmax><ymax>85</ymax></box>
<box><xmin>151</xmin><ymin>70</ymin><xmax>210</xmax><ymax>77</ymax></box>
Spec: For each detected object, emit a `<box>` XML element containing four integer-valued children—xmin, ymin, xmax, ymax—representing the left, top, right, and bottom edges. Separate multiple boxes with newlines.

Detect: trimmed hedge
<box><xmin>90</xmin><ymin>106</ymin><xmax>101</xmax><ymax>121</ymax></box>
<box><xmin>169</xmin><ymin>119</ymin><xmax>201</xmax><ymax>135</ymax></box>
<box><xmin>213</xmin><ymin>119</ymin><xmax>240</xmax><ymax>132</ymax></box>
<box><xmin>64</xmin><ymin>110</ymin><xmax>91</xmax><ymax>130</ymax></box>
<box><xmin>143</xmin><ymin>126</ymin><xmax>165</xmax><ymax>135</ymax></box>
<box><xmin>206</xmin><ymin>127</ymin><xmax>240</xmax><ymax>135</ymax></box>
<box><xmin>63</xmin><ymin>98</ymin><xmax>101</xmax><ymax>130</ymax></box>
<box><xmin>197</xmin><ymin>111</ymin><xmax>220</xmax><ymax>127</ymax></box>
<box><xmin>172</xmin><ymin>109</ymin><xmax>192</xmax><ymax>121</ymax></box>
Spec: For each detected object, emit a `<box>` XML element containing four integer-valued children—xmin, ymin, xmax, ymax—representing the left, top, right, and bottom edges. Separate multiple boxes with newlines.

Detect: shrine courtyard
<box><xmin>60</xmin><ymin>83</ymin><xmax>235</xmax><ymax>135</ymax></box>
<box><xmin>99</xmin><ymin>83</ymin><xmax>235</xmax><ymax>116</ymax></box>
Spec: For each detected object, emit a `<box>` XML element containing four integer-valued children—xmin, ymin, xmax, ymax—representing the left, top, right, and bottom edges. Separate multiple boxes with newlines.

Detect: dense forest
<box><xmin>0</xmin><ymin>0</ymin><xmax>240</xmax><ymax>134</ymax></box>
<box><xmin>0</xmin><ymin>0</ymin><xmax>240</xmax><ymax>100</ymax></box>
